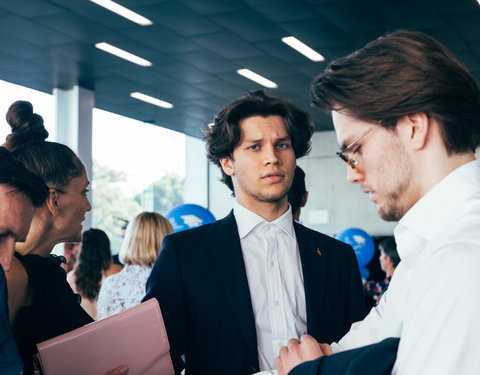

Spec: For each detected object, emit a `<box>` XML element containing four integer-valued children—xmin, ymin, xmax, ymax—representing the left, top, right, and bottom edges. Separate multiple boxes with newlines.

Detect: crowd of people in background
<box><xmin>0</xmin><ymin>29</ymin><xmax>479</xmax><ymax>375</ymax></box>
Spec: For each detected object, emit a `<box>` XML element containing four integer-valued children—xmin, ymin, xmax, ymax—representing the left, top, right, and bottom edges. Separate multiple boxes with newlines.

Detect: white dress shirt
<box><xmin>332</xmin><ymin>160</ymin><xmax>480</xmax><ymax>374</ymax></box>
<box><xmin>234</xmin><ymin>202</ymin><xmax>307</xmax><ymax>372</ymax></box>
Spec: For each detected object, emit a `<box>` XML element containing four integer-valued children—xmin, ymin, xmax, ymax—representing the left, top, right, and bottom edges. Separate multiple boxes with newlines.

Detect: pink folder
<box><xmin>36</xmin><ymin>298</ymin><xmax>174</xmax><ymax>375</ymax></box>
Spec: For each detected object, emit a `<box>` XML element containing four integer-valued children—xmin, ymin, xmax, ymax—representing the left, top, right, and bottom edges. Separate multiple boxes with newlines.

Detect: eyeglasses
<box><xmin>336</xmin><ymin>126</ymin><xmax>376</xmax><ymax>171</ymax></box>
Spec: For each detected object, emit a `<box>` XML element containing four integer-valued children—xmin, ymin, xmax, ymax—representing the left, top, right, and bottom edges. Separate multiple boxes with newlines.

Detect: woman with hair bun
<box><xmin>97</xmin><ymin>212</ymin><xmax>173</xmax><ymax>319</ymax></box>
<box><xmin>2</xmin><ymin>100</ymin><xmax>99</xmax><ymax>374</ymax></box>
<box><xmin>67</xmin><ymin>228</ymin><xmax>113</xmax><ymax>320</ymax></box>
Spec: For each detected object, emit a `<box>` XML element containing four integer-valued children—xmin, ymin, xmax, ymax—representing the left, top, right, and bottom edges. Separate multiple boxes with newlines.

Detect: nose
<box><xmin>264</xmin><ymin>145</ymin><xmax>280</xmax><ymax>165</ymax></box>
<box><xmin>346</xmin><ymin>166</ymin><xmax>364</xmax><ymax>184</ymax></box>
<box><xmin>86</xmin><ymin>197</ymin><xmax>92</xmax><ymax>212</ymax></box>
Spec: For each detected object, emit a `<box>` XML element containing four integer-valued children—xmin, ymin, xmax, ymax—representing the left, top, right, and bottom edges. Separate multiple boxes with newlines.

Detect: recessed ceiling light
<box><xmin>131</xmin><ymin>92</ymin><xmax>174</xmax><ymax>109</ymax></box>
<box><xmin>237</xmin><ymin>69</ymin><xmax>278</xmax><ymax>89</ymax></box>
<box><xmin>95</xmin><ymin>42</ymin><xmax>152</xmax><ymax>66</ymax></box>
<box><xmin>282</xmin><ymin>36</ymin><xmax>325</xmax><ymax>62</ymax></box>
<box><xmin>90</xmin><ymin>0</ymin><xmax>152</xmax><ymax>26</ymax></box>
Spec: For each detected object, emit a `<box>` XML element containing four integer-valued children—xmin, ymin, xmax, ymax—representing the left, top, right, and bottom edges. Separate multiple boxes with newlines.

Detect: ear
<box><xmin>401</xmin><ymin>113</ymin><xmax>430</xmax><ymax>150</ymax></box>
<box><xmin>386</xmin><ymin>255</ymin><xmax>394</xmax><ymax>267</ymax></box>
<box><xmin>45</xmin><ymin>188</ymin><xmax>61</xmax><ymax>216</ymax></box>
<box><xmin>219</xmin><ymin>156</ymin><xmax>235</xmax><ymax>177</ymax></box>
<box><xmin>301</xmin><ymin>191</ymin><xmax>309</xmax><ymax>208</ymax></box>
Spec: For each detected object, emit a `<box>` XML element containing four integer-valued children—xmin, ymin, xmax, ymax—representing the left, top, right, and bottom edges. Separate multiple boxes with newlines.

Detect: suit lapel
<box><xmin>209</xmin><ymin>211</ymin><xmax>259</xmax><ymax>371</ymax></box>
<box><xmin>295</xmin><ymin>222</ymin><xmax>327</xmax><ymax>338</ymax></box>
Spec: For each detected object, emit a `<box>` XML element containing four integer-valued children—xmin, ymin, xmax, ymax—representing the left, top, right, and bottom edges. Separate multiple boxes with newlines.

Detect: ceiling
<box><xmin>0</xmin><ymin>0</ymin><xmax>479</xmax><ymax>138</ymax></box>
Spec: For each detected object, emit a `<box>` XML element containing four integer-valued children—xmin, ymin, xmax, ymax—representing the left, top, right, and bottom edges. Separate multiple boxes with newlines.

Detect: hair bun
<box><xmin>6</xmin><ymin>100</ymin><xmax>49</xmax><ymax>141</ymax></box>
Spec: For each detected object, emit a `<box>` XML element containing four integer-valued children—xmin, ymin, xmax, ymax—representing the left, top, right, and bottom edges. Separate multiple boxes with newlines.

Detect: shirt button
<box><xmin>269</xmin><ymin>261</ymin><xmax>275</xmax><ymax>267</ymax></box>
<box><xmin>273</xmin><ymin>300</ymin><xmax>279</xmax><ymax>306</ymax></box>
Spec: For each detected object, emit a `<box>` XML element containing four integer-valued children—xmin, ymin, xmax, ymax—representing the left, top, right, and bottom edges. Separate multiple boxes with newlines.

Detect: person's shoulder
<box><xmin>104</xmin><ymin>263</ymin><xmax>123</xmax><ymax>278</ymax></box>
<box><xmin>166</xmin><ymin>213</ymin><xmax>233</xmax><ymax>242</ymax></box>
<box><xmin>432</xmin><ymin>240</ymin><xmax>480</xmax><ymax>272</ymax></box>
<box><xmin>103</xmin><ymin>269</ymin><xmax>124</xmax><ymax>284</ymax></box>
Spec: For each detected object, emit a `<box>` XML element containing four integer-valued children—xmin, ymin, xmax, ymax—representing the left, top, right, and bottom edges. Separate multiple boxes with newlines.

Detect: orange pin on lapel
<box><xmin>316</xmin><ymin>248</ymin><xmax>322</xmax><ymax>256</ymax></box>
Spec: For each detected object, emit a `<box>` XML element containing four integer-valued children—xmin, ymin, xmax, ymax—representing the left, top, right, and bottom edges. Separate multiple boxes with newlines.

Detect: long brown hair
<box><xmin>74</xmin><ymin>229</ymin><xmax>112</xmax><ymax>301</ymax></box>
<box><xmin>312</xmin><ymin>30</ymin><xmax>480</xmax><ymax>154</ymax></box>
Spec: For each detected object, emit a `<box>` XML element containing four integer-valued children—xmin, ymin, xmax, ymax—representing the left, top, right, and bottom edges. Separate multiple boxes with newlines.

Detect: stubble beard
<box><xmin>257</xmin><ymin>190</ymin><xmax>288</xmax><ymax>203</ymax></box>
<box><xmin>376</xmin><ymin>144</ymin><xmax>413</xmax><ymax>222</ymax></box>
<box><xmin>378</xmin><ymin>191</ymin><xmax>408</xmax><ymax>222</ymax></box>
<box><xmin>256</xmin><ymin>178</ymin><xmax>293</xmax><ymax>205</ymax></box>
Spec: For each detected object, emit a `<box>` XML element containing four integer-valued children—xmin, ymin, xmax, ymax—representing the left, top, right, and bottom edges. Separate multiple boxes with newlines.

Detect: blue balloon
<box><xmin>165</xmin><ymin>204</ymin><xmax>216</xmax><ymax>232</ymax></box>
<box><xmin>359</xmin><ymin>267</ymin><xmax>370</xmax><ymax>280</ymax></box>
<box><xmin>335</xmin><ymin>228</ymin><xmax>375</xmax><ymax>268</ymax></box>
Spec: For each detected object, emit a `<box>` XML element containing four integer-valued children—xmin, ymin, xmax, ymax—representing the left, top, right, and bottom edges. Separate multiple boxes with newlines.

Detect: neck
<box><xmin>413</xmin><ymin>118</ymin><xmax>477</xmax><ymax>198</ymax></box>
<box><xmin>385</xmin><ymin>266</ymin><xmax>395</xmax><ymax>278</ymax></box>
<box><xmin>416</xmin><ymin>152</ymin><xmax>475</xmax><ymax>199</ymax></box>
<box><xmin>236</xmin><ymin>198</ymin><xmax>289</xmax><ymax>222</ymax></box>
<box><xmin>15</xmin><ymin>208</ymin><xmax>57</xmax><ymax>258</ymax></box>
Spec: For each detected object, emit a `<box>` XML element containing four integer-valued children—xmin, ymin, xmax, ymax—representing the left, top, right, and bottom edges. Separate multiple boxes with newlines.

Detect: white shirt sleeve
<box><xmin>394</xmin><ymin>243</ymin><xmax>480</xmax><ymax>375</ymax></box>
<box><xmin>331</xmin><ymin>297</ymin><xmax>385</xmax><ymax>352</ymax></box>
<box><xmin>331</xmin><ymin>260</ymin><xmax>409</xmax><ymax>353</ymax></box>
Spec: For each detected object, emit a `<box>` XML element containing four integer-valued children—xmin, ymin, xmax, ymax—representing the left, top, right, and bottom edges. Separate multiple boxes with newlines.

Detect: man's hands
<box><xmin>275</xmin><ymin>335</ymin><xmax>332</xmax><ymax>375</ymax></box>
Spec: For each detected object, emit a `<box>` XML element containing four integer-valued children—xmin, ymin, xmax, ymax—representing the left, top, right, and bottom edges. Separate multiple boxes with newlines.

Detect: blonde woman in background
<box><xmin>97</xmin><ymin>212</ymin><xmax>173</xmax><ymax>319</ymax></box>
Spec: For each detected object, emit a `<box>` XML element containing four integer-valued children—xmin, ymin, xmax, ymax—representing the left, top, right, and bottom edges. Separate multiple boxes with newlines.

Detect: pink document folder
<box><xmin>36</xmin><ymin>298</ymin><xmax>174</xmax><ymax>375</ymax></box>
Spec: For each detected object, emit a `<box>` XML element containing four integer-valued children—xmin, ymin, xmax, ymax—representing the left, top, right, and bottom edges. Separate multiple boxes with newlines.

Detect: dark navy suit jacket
<box><xmin>143</xmin><ymin>211</ymin><xmax>365</xmax><ymax>375</ymax></box>
<box><xmin>289</xmin><ymin>337</ymin><xmax>400</xmax><ymax>375</ymax></box>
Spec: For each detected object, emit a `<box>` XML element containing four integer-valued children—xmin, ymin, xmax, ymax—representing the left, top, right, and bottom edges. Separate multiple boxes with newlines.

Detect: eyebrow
<box><xmin>244</xmin><ymin>136</ymin><xmax>291</xmax><ymax>143</ymax></box>
<box><xmin>339</xmin><ymin>134</ymin><xmax>358</xmax><ymax>151</ymax></box>
<box><xmin>339</xmin><ymin>139</ymin><xmax>350</xmax><ymax>151</ymax></box>
<box><xmin>339</xmin><ymin>133</ymin><xmax>364</xmax><ymax>151</ymax></box>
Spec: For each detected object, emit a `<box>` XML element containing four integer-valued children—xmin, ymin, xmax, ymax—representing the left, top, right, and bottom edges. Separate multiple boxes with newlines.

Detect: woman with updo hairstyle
<box><xmin>67</xmin><ymin>229</ymin><xmax>113</xmax><ymax>320</ymax></box>
<box><xmin>97</xmin><ymin>212</ymin><xmax>173</xmax><ymax>319</ymax></box>
<box><xmin>3</xmin><ymin>100</ymin><xmax>94</xmax><ymax>374</ymax></box>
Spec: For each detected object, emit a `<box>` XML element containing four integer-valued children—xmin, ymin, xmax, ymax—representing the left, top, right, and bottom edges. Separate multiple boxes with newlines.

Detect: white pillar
<box><xmin>53</xmin><ymin>86</ymin><xmax>94</xmax><ymax>229</ymax></box>
<box><xmin>184</xmin><ymin>135</ymin><xmax>234</xmax><ymax>220</ymax></box>
<box><xmin>184</xmin><ymin>135</ymin><xmax>209</xmax><ymax>207</ymax></box>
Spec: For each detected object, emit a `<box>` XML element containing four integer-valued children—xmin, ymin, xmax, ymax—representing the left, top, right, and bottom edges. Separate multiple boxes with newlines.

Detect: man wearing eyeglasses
<box><xmin>143</xmin><ymin>90</ymin><xmax>366</xmax><ymax>375</ymax></box>
<box><xmin>276</xmin><ymin>30</ymin><xmax>480</xmax><ymax>375</ymax></box>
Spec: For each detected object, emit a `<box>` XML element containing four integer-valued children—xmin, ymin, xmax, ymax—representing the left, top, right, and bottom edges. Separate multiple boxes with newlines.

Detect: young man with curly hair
<box><xmin>144</xmin><ymin>90</ymin><xmax>365</xmax><ymax>375</ymax></box>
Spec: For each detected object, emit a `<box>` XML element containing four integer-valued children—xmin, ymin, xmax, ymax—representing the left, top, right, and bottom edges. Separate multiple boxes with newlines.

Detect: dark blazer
<box><xmin>143</xmin><ymin>211</ymin><xmax>365</xmax><ymax>375</ymax></box>
<box><xmin>289</xmin><ymin>337</ymin><xmax>399</xmax><ymax>375</ymax></box>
